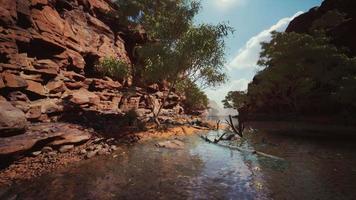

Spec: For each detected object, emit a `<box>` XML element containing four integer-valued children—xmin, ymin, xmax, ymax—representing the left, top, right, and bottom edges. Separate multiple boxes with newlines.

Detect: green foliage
<box><xmin>222</xmin><ymin>91</ymin><xmax>247</xmax><ymax>110</ymax></box>
<box><xmin>176</xmin><ymin>80</ymin><xmax>208</xmax><ymax>111</ymax></box>
<box><xmin>115</xmin><ymin>0</ymin><xmax>200</xmax><ymax>41</ymax></box>
<box><xmin>114</xmin><ymin>0</ymin><xmax>232</xmax><ymax>119</ymax></box>
<box><xmin>115</xmin><ymin>0</ymin><xmax>230</xmax><ymax>88</ymax></box>
<box><xmin>141</xmin><ymin>23</ymin><xmax>231</xmax><ymax>88</ymax></box>
<box><xmin>226</xmin><ymin>31</ymin><xmax>356</xmax><ymax>115</ymax></box>
<box><xmin>96</xmin><ymin>57</ymin><xmax>129</xmax><ymax>81</ymax></box>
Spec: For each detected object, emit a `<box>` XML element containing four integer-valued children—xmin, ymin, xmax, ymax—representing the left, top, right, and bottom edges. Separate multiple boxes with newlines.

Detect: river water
<box><xmin>1</xmin><ymin>122</ymin><xmax>356</xmax><ymax>200</ymax></box>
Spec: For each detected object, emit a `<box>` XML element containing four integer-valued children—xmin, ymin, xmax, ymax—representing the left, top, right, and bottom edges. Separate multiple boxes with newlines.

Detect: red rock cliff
<box><xmin>0</xmin><ymin>0</ymin><xmax>184</xmax><ymax>132</ymax></box>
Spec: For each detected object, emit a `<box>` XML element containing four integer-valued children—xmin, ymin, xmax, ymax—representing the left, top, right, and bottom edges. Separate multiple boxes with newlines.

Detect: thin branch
<box><xmin>199</xmin><ymin>135</ymin><xmax>284</xmax><ymax>161</ymax></box>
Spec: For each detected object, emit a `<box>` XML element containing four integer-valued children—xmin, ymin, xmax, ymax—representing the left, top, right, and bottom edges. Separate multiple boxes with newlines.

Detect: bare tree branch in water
<box><xmin>199</xmin><ymin>134</ymin><xmax>284</xmax><ymax>160</ymax></box>
<box><xmin>225</xmin><ymin>115</ymin><xmax>243</xmax><ymax>138</ymax></box>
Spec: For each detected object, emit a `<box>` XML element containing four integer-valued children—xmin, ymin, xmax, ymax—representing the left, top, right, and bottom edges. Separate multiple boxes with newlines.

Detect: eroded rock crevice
<box><xmin>0</xmin><ymin>0</ymin><xmax>186</xmax><ymax>160</ymax></box>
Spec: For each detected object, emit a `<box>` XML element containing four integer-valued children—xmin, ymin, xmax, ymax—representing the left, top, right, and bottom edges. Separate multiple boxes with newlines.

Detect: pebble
<box><xmin>59</xmin><ymin>145</ymin><xmax>74</xmax><ymax>153</ymax></box>
<box><xmin>31</xmin><ymin>151</ymin><xmax>42</xmax><ymax>157</ymax></box>
<box><xmin>41</xmin><ymin>146</ymin><xmax>53</xmax><ymax>153</ymax></box>
<box><xmin>80</xmin><ymin>149</ymin><xmax>87</xmax><ymax>155</ymax></box>
<box><xmin>93</xmin><ymin>138</ymin><xmax>104</xmax><ymax>144</ymax></box>
<box><xmin>87</xmin><ymin>145</ymin><xmax>95</xmax><ymax>151</ymax></box>
<box><xmin>95</xmin><ymin>144</ymin><xmax>103</xmax><ymax>151</ymax></box>
<box><xmin>98</xmin><ymin>149</ymin><xmax>108</xmax><ymax>155</ymax></box>
<box><xmin>48</xmin><ymin>151</ymin><xmax>57</xmax><ymax>156</ymax></box>
<box><xmin>86</xmin><ymin>150</ymin><xmax>97</xmax><ymax>159</ymax></box>
<box><xmin>110</xmin><ymin>145</ymin><xmax>118</xmax><ymax>151</ymax></box>
<box><xmin>106</xmin><ymin>138</ymin><xmax>115</xmax><ymax>143</ymax></box>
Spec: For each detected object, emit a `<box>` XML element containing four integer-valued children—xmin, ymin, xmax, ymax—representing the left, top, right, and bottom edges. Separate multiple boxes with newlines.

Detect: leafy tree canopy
<box><xmin>115</xmin><ymin>0</ymin><xmax>232</xmax><ymax>114</ymax></box>
<box><xmin>222</xmin><ymin>91</ymin><xmax>247</xmax><ymax>110</ymax></box>
<box><xmin>224</xmin><ymin>31</ymin><xmax>356</xmax><ymax>115</ymax></box>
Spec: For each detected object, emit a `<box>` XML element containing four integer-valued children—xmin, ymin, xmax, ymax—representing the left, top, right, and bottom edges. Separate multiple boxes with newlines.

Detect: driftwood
<box><xmin>225</xmin><ymin>115</ymin><xmax>244</xmax><ymax>138</ymax></box>
<box><xmin>199</xmin><ymin>135</ymin><xmax>284</xmax><ymax>161</ymax></box>
<box><xmin>200</xmin><ymin>115</ymin><xmax>283</xmax><ymax>160</ymax></box>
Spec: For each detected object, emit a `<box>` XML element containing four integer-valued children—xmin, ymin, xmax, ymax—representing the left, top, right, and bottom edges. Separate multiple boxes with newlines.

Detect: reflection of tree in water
<box><xmin>2</xmin><ymin>141</ymin><xmax>205</xmax><ymax>200</ymax></box>
<box><xmin>242</xmin><ymin>124</ymin><xmax>356</xmax><ymax>200</ymax></box>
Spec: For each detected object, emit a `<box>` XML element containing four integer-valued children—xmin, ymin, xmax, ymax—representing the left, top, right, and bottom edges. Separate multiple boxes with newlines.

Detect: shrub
<box><xmin>96</xmin><ymin>57</ymin><xmax>129</xmax><ymax>81</ymax></box>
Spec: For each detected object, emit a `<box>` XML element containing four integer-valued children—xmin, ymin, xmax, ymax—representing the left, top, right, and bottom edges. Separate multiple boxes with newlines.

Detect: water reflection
<box><xmin>1</xmin><ymin>122</ymin><xmax>356</xmax><ymax>200</ymax></box>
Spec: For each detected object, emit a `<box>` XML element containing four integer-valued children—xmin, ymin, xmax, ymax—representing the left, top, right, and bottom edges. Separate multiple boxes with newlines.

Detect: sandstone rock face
<box><xmin>2</xmin><ymin>72</ymin><xmax>28</xmax><ymax>89</ymax></box>
<box><xmin>0</xmin><ymin>123</ymin><xmax>91</xmax><ymax>157</ymax></box>
<box><xmin>0</xmin><ymin>100</ymin><xmax>27</xmax><ymax>135</ymax></box>
<box><xmin>0</xmin><ymin>0</ymin><xmax>185</xmax><ymax>127</ymax></box>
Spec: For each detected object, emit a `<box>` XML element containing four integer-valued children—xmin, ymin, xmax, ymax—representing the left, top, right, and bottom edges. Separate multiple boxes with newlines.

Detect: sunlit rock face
<box><xmin>286</xmin><ymin>0</ymin><xmax>356</xmax><ymax>56</ymax></box>
<box><xmin>0</xmin><ymin>0</ymin><xmax>185</xmax><ymax>125</ymax></box>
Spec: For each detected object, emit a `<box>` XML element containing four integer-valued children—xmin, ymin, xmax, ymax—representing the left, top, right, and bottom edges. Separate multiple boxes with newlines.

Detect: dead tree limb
<box><xmin>199</xmin><ymin>135</ymin><xmax>284</xmax><ymax>160</ymax></box>
<box><xmin>216</xmin><ymin>120</ymin><xmax>221</xmax><ymax>130</ymax></box>
<box><xmin>225</xmin><ymin>115</ymin><xmax>243</xmax><ymax>138</ymax></box>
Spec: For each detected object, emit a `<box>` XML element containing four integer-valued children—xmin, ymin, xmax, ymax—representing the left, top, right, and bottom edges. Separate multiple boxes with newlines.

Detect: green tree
<box><xmin>142</xmin><ymin>23</ymin><xmax>231</xmax><ymax>124</ymax></box>
<box><xmin>222</xmin><ymin>91</ymin><xmax>247</xmax><ymax>110</ymax></box>
<box><xmin>177</xmin><ymin>80</ymin><xmax>209</xmax><ymax>113</ymax></box>
<box><xmin>239</xmin><ymin>31</ymin><xmax>356</xmax><ymax>115</ymax></box>
<box><xmin>115</xmin><ymin>0</ymin><xmax>232</xmax><ymax>125</ymax></box>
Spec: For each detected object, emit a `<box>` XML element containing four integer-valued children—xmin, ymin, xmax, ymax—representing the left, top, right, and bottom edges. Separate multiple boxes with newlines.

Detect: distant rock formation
<box><xmin>286</xmin><ymin>0</ymin><xmax>356</xmax><ymax>56</ymax></box>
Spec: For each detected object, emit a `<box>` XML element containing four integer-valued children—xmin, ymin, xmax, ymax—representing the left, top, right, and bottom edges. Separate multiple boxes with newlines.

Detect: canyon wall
<box><xmin>0</xmin><ymin>0</ymin><xmax>184</xmax><ymax>134</ymax></box>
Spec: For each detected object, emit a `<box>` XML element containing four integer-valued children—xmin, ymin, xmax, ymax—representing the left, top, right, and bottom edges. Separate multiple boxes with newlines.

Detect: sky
<box><xmin>195</xmin><ymin>0</ymin><xmax>322</xmax><ymax>114</ymax></box>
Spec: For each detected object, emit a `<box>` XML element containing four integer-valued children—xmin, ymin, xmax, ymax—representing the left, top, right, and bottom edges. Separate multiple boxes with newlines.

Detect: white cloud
<box><xmin>228</xmin><ymin>11</ymin><xmax>304</xmax><ymax>70</ymax></box>
<box><xmin>230</xmin><ymin>78</ymin><xmax>249</xmax><ymax>91</ymax></box>
<box><xmin>213</xmin><ymin>0</ymin><xmax>246</xmax><ymax>11</ymax></box>
<box><xmin>205</xmin><ymin>12</ymin><xmax>305</xmax><ymax>111</ymax></box>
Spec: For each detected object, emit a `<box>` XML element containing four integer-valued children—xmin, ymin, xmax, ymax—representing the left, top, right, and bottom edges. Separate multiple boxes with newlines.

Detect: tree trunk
<box><xmin>152</xmin><ymin>79</ymin><xmax>177</xmax><ymax>127</ymax></box>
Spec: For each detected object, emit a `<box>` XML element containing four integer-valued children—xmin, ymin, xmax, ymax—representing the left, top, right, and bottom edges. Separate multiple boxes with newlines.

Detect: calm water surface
<box><xmin>1</xmin><ymin>122</ymin><xmax>356</xmax><ymax>200</ymax></box>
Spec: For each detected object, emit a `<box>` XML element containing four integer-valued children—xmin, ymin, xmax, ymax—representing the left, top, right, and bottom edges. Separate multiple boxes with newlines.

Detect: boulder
<box><xmin>0</xmin><ymin>100</ymin><xmax>27</xmax><ymax>136</ymax></box>
<box><xmin>20</xmin><ymin>73</ymin><xmax>43</xmax><ymax>82</ymax></box>
<box><xmin>49</xmin><ymin>129</ymin><xmax>91</xmax><ymax>146</ymax></box>
<box><xmin>41</xmin><ymin>146</ymin><xmax>53</xmax><ymax>153</ymax></box>
<box><xmin>0</xmin><ymin>0</ymin><xmax>16</xmax><ymax>26</ymax></box>
<box><xmin>65</xmin><ymin>81</ymin><xmax>85</xmax><ymax>89</ymax></box>
<box><xmin>46</xmin><ymin>80</ymin><xmax>66</xmax><ymax>93</ymax></box>
<box><xmin>85</xmin><ymin>150</ymin><xmax>97</xmax><ymax>159</ymax></box>
<box><xmin>90</xmin><ymin>78</ymin><xmax>122</xmax><ymax>91</ymax></box>
<box><xmin>7</xmin><ymin>91</ymin><xmax>30</xmax><ymax>102</ymax></box>
<box><xmin>62</xmin><ymin>71</ymin><xmax>85</xmax><ymax>82</ymax></box>
<box><xmin>59</xmin><ymin>144</ymin><xmax>74</xmax><ymax>153</ymax></box>
<box><xmin>0</xmin><ymin>123</ymin><xmax>92</xmax><ymax>157</ymax></box>
<box><xmin>26</xmin><ymin>105</ymin><xmax>42</xmax><ymax>120</ymax></box>
<box><xmin>26</xmin><ymin>80</ymin><xmax>47</xmax><ymax>96</ymax></box>
<box><xmin>38</xmin><ymin>99</ymin><xmax>63</xmax><ymax>114</ymax></box>
<box><xmin>68</xmin><ymin>89</ymin><xmax>100</xmax><ymax>105</ymax></box>
<box><xmin>10</xmin><ymin>101</ymin><xmax>30</xmax><ymax>113</ymax></box>
<box><xmin>2</xmin><ymin>72</ymin><xmax>28</xmax><ymax>89</ymax></box>
<box><xmin>32</xmin><ymin>59</ymin><xmax>60</xmax><ymax>76</ymax></box>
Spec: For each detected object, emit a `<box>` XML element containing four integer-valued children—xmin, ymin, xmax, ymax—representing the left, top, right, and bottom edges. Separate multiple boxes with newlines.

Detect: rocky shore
<box><xmin>0</xmin><ymin>0</ymin><xmax>212</xmax><ymax>187</ymax></box>
<box><xmin>0</xmin><ymin>121</ymin><xmax>211</xmax><ymax>187</ymax></box>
